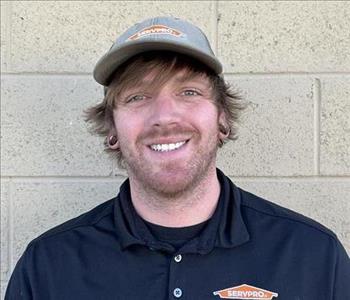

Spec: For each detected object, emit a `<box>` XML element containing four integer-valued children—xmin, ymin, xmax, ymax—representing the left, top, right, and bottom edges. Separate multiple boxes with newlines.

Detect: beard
<box><xmin>118</xmin><ymin>124</ymin><xmax>219</xmax><ymax>199</ymax></box>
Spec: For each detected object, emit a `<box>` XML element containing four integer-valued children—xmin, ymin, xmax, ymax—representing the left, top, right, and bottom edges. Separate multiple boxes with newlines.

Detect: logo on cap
<box><xmin>128</xmin><ymin>25</ymin><xmax>184</xmax><ymax>41</ymax></box>
<box><xmin>213</xmin><ymin>284</ymin><xmax>278</xmax><ymax>299</ymax></box>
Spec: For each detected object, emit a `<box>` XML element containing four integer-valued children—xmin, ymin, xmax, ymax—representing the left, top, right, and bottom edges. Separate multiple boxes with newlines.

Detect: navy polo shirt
<box><xmin>5</xmin><ymin>169</ymin><xmax>350</xmax><ymax>299</ymax></box>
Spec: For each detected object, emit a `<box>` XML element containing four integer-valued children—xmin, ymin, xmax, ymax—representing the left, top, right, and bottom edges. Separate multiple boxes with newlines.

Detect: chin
<box><xmin>147</xmin><ymin>176</ymin><xmax>193</xmax><ymax>198</ymax></box>
<box><xmin>126</xmin><ymin>147</ymin><xmax>217</xmax><ymax>197</ymax></box>
<box><xmin>130</xmin><ymin>163</ymin><xmax>194</xmax><ymax>197</ymax></box>
<box><xmin>148</xmin><ymin>163</ymin><xmax>208</xmax><ymax>196</ymax></box>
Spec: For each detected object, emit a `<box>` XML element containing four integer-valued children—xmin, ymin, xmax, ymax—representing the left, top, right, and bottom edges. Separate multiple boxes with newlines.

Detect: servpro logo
<box><xmin>213</xmin><ymin>284</ymin><xmax>278</xmax><ymax>300</ymax></box>
<box><xmin>128</xmin><ymin>25</ymin><xmax>184</xmax><ymax>40</ymax></box>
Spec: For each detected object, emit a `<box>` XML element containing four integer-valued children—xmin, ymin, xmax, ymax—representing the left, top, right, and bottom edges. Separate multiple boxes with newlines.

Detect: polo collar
<box><xmin>113</xmin><ymin>169</ymin><xmax>250</xmax><ymax>253</ymax></box>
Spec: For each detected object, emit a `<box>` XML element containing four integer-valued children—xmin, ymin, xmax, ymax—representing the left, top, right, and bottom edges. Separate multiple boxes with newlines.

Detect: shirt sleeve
<box><xmin>4</xmin><ymin>250</ymin><xmax>33</xmax><ymax>300</ymax></box>
<box><xmin>333</xmin><ymin>238</ymin><xmax>350</xmax><ymax>299</ymax></box>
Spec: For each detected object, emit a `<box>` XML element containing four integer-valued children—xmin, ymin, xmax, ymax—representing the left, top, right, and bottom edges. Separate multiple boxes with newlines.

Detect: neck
<box><xmin>128</xmin><ymin>166</ymin><xmax>220</xmax><ymax>227</ymax></box>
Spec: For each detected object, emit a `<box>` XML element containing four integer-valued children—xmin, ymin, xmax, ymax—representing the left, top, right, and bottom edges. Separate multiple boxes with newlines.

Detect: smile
<box><xmin>149</xmin><ymin>141</ymin><xmax>187</xmax><ymax>152</ymax></box>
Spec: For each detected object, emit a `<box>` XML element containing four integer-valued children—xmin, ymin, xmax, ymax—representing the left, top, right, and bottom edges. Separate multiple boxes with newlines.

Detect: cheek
<box><xmin>113</xmin><ymin>111</ymin><xmax>129</xmax><ymax>138</ymax></box>
<box><xmin>113</xmin><ymin>110</ymin><xmax>144</xmax><ymax>140</ymax></box>
<box><xmin>194</xmin><ymin>104</ymin><xmax>220</xmax><ymax>128</ymax></box>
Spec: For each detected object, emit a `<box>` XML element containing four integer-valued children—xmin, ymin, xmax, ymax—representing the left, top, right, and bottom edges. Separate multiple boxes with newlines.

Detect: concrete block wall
<box><xmin>1</xmin><ymin>1</ymin><xmax>349</xmax><ymax>296</ymax></box>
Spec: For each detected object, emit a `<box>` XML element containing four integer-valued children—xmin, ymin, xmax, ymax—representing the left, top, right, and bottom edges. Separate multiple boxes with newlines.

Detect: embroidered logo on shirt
<box><xmin>213</xmin><ymin>284</ymin><xmax>278</xmax><ymax>299</ymax></box>
<box><xmin>128</xmin><ymin>25</ymin><xmax>184</xmax><ymax>40</ymax></box>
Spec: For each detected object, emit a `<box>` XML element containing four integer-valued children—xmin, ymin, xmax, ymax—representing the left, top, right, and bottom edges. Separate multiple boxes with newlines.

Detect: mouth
<box><xmin>149</xmin><ymin>140</ymin><xmax>189</xmax><ymax>152</ymax></box>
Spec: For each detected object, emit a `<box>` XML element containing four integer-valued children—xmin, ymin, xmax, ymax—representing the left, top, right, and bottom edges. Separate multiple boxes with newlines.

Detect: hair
<box><xmin>84</xmin><ymin>51</ymin><xmax>246</xmax><ymax>167</ymax></box>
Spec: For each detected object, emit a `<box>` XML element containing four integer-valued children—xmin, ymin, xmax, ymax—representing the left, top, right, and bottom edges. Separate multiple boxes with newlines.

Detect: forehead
<box><xmin>108</xmin><ymin>53</ymin><xmax>216</xmax><ymax>102</ymax></box>
<box><xmin>139</xmin><ymin>68</ymin><xmax>211</xmax><ymax>87</ymax></box>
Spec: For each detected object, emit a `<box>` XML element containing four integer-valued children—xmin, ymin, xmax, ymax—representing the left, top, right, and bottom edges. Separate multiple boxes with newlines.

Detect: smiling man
<box><xmin>105</xmin><ymin>55</ymin><xmax>228</xmax><ymax>227</ymax></box>
<box><xmin>5</xmin><ymin>16</ymin><xmax>350</xmax><ymax>300</ymax></box>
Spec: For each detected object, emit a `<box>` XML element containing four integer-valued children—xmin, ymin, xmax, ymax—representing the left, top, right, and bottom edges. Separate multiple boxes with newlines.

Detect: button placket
<box><xmin>169</xmin><ymin>253</ymin><xmax>184</xmax><ymax>299</ymax></box>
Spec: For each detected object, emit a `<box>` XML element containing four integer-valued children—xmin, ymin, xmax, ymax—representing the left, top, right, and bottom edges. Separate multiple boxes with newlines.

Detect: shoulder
<box><xmin>237</xmin><ymin>187</ymin><xmax>338</xmax><ymax>240</ymax></box>
<box><xmin>27</xmin><ymin>198</ymin><xmax>116</xmax><ymax>249</ymax></box>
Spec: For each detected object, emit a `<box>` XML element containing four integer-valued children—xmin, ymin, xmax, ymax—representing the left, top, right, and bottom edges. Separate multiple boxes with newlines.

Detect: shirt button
<box><xmin>173</xmin><ymin>288</ymin><xmax>182</xmax><ymax>298</ymax></box>
<box><xmin>174</xmin><ymin>254</ymin><xmax>182</xmax><ymax>263</ymax></box>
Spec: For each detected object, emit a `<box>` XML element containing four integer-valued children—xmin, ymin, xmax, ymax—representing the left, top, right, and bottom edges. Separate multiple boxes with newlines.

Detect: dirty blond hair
<box><xmin>85</xmin><ymin>51</ymin><xmax>245</xmax><ymax>166</ymax></box>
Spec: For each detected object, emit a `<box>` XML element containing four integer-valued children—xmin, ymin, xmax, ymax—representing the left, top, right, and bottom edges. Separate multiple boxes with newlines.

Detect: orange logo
<box><xmin>128</xmin><ymin>25</ymin><xmax>184</xmax><ymax>40</ymax></box>
<box><xmin>213</xmin><ymin>284</ymin><xmax>278</xmax><ymax>299</ymax></box>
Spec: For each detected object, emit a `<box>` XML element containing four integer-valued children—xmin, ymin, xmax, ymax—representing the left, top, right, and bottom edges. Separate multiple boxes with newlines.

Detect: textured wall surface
<box><xmin>1</xmin><ymin>1</ymin><xmax>349</xmax><ymax>297</ymax></box>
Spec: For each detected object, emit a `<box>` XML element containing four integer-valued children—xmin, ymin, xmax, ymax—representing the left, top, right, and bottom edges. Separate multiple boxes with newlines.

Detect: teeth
<box><xmin>150</xmin><ymin>141</ymin><xmax>186</xmax><ymax>152</ymax></box>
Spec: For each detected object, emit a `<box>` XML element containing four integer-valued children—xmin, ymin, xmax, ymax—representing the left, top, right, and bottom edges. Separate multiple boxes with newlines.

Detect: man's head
<box><xmin>85</xmin><ymin>17</ymin><xmax>244</xmax><ymax>195</ymax></box>
<box><xmin>86</xmin><ymin>51</ymin><xmax>243</xmax><ymax>161</ymax></box>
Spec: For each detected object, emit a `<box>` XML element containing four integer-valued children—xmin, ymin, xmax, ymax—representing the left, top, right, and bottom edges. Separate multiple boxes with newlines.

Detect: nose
<box><xmin>148</xmin><ymin>91</ymin><xmax>182</xmax><ymax>127</ymax></box>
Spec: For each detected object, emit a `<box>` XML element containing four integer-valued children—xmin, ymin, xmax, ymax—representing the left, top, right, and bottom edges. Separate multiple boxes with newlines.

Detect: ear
<box><xmin>218</xmin><ymin>112</ymin><xmax>230</xmax><ymax>140</ymax></box>
<box><xmin>107</xmin><ymin>132</ymin><xmax>119</xmax><ymax>150</ymax></box>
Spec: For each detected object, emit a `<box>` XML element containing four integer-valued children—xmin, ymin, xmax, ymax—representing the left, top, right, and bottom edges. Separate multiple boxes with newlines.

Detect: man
<box><xmin>5</xmin><ymin>16</ymin><xmax>350</xmax><ymax>300</ymax></box>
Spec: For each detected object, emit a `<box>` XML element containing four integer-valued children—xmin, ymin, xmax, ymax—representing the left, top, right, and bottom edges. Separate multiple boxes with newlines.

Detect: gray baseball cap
<box><xmin>93</xmin><ymin>16</ymin><xmax>222</xmax><ymax>86</ymax></box>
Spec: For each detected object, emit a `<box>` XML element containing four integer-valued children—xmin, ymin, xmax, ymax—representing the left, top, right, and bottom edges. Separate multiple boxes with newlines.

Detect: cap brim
<box><xmin>93</xmin><ymin>39</ymin><xmax>222</xmax><ymax>86</ymax></box>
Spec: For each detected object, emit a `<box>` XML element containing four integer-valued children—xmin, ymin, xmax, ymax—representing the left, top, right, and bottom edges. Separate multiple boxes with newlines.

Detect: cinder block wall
<box><xmin>1</xmin><ymin>1</ymin><xmax>349</xmax><ymax>296</ymax></box>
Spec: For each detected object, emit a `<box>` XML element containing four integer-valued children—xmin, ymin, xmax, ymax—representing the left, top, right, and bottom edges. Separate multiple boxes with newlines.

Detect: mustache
<box><xmin>138</xmin><ymin>125</ymin><xmax>196</xmax><ymax>141</ymax></box>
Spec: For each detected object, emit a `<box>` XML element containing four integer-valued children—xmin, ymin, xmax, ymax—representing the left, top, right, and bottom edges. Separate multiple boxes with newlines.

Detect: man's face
<box><xmin>112</xmin><ymin>69</ymin><xmax>226</xmax><ymax>197</ymax></box>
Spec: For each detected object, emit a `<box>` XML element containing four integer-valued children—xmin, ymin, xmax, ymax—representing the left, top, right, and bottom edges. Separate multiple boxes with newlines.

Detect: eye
<box><xmin>126</xmin><ymin>94</ymin><xmax>146</xmax><ymax>103</ymax></box>
<box><xmin>181</xmin><ymin>89</ymin><xmax>201</xmax><ymax>96</ymax></box>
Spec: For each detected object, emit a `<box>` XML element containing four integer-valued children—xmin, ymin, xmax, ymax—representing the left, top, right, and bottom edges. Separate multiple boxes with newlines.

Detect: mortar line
<box><xmin>213</xmin><ymin>0</ymin><xmax>219</xmax><ymax>55</ymax></box>
<box><xmin>0</xmin><ymin>175</ymin><xmax>128</xmax><ymax>182</ymax></box>
<box><xmin>314</xmin><ymin>78</ymin><xmax>321</xmax><ymax>176</ymax></box>
<box><xmin>224</xmin><ymin>72</ymin><xmax>350</xmax><ymax>78</ymax></box>
<box><xmin>5</xmin><ymin>0</ymin><xmax>12</xmax><ymax>72</ymax></box>
<box><xmin>1</xmin><ymin>72</ymin><xmax>92</xmax><ymax>77</ymax></box>
<box><xmin>1</xmin><ymin>175</ymin><xmax>349</xmax><ymax>182</ymax></box>
<box><xmin>228</xmin><ymin>176</ymin><xmax>350</xmax><ymax>181</ymax></box>
<box><xmin>2</xmin><ymin>72</ymin><xmax>350</xmax><ymax>77</ymax></box>
<box><xmin>2</xmin><ymin>10</ymin><xmax>12</xmax><ymax>271</ymax></box>
<box><xmin>8</xmin><ymin>178</ymin><xmax>14</xmax><ymax>277</ymax></box>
